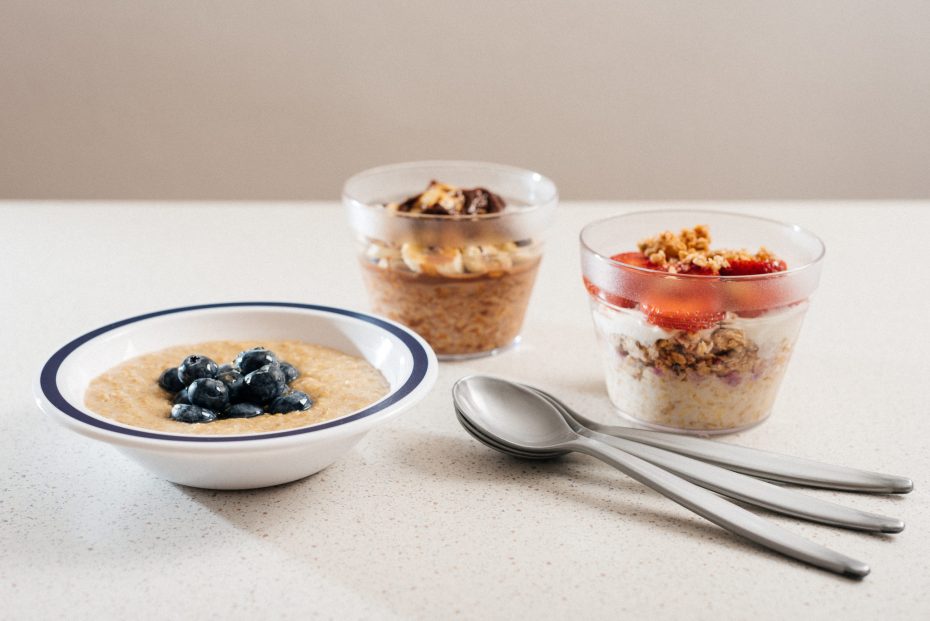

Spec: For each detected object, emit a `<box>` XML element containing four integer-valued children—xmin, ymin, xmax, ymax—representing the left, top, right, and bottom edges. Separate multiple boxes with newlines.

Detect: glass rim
<box><xmin>579</xmin><ymin>208</ymin><xmax>826</xmax><ymax>281</ymax></box>
<box><xmin>341</xmin><ymin>160</ymin><xmax>559</xmax><ymax>222</ymax></box>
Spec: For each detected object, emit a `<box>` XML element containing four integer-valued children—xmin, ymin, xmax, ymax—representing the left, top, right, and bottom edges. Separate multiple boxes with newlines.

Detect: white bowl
<box><xmin>34</xmin><ymin>302</ymin><xmax>438</xmax><ymax>490</ymax></box>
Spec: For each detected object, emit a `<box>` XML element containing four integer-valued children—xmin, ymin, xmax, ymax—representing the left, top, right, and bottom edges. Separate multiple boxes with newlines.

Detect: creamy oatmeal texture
<box><xmin>85</xmin><ymin>340</ymin><xmax>389</xmax><ymax>435</ymax></box>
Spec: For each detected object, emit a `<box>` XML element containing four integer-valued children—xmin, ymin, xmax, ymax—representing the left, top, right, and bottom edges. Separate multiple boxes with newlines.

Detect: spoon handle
<box><xmin>585</xmin><ymin>421</ymin><xmax>912</xmax><ymax>494</ymax></box>
<box><xmin>568</xmin><ymin>435</ymin><xmax>870</xmax><ymax>578</ymax></box>
<box><xmin>584</xmin><ymin>430</ymin><xmax>903</xmax><ymax>533</ymax></box>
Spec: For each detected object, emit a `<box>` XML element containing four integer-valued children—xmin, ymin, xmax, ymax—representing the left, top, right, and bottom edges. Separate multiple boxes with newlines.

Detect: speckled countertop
<box><xmin>2</xmin><ymin>201</ymin><xmax>928</xmax><ymax>620</ymax></box>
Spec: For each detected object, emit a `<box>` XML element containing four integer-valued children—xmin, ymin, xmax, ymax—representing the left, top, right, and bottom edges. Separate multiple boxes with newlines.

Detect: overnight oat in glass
<box><xmin>344</xmin><ymin>161</ymin><xmax>557</xmax><ymax>359</ymax></box>
<box><xmin>580</xmin><ymin>211</ymin><xmax>824</xmax><ymax>434</ymax></box>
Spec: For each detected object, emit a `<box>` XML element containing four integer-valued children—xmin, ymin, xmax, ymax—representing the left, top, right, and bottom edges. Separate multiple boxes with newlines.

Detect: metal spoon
<box><xmin>458</xmin><ymin>393</ymin><xmax>902</xmax><ymax>533</ymax></box>
<box><xmin>515</xmin><ymin>384</ymin><xmax>904</xmax><ymax>533</ymax></box>
<box><xmin>529</xmin><ymin>386</ymin><xmax>912</xmax><ymax>494</ymax></box>
<box><xmin>453</xmin><ymin>375</ymin><xmax>870</xmax><ymax>578</ymax></box>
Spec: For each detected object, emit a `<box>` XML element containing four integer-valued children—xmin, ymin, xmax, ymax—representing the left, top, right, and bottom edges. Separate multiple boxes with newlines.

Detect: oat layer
<box><xmin>361</xmin><ymin>258</ymin><xmax>540</xmax><ymax>356</ymax></box>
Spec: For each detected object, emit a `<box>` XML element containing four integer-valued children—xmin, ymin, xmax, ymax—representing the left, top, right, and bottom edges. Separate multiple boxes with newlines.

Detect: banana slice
<box><xmin>509</xmin><ymin>241</ymin><xmax>537</xmax><ymax>265</ymax></box>
<box><xmin>463</xmin><ymin>245</ymin><xmax>513</xmax><ymax>274</ymax></box>
<box><xmin>366</xmin><ymin>241</ymin><xmax>400</xmax><ymax>261</ymax></box>
<box><xmin>401</xmin><ymin>243</ymin><xmax>464</xmax><ymax>276</ymax></box>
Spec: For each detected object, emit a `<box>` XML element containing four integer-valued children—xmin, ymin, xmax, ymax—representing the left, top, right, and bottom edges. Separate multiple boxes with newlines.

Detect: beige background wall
<box><xmin>2</xmin><ymin>1</ymin><xmax>929</xmax><ymax>200</ymax></box>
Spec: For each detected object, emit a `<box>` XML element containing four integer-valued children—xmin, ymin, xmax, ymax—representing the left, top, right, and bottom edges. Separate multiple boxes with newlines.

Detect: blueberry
<box><xmin>177</xmin><ymin>355</ymin><xmax>218</xmax><ymax>385</ymax></box>
<box><xmin>174</xmin><ymin>387</ymin><xmax>192</xmax><ymax>405</ymax></box>
<box><xmin>216</xmin><ymin>364</ymin><xmax>236</xmax><ymax>374</ymax></box>
<box><xmin>187</xmin><ymin>378</ymin><xmax>230</xmax><ymax>411</ymax></box>
<box><xmin>221</xmin><ymin>403</ymin><xmax>265</xmax><ymax>419</ymax></box>
<box><xmin>215</xmin><ymin>368</ymin><xmax>244</xmax><ymax>401</ymax></box>
<box><xmin>240</xmin><ymin>364</ymin><xmax>287</xmax><ymax>404</ymax></box>
<box><xmin>170</xmin><ymin>404</ymin><xmax>217</xmax><ymax>424</ymax></box>
<box><xmin>278</xmin><ymin>361</ymin><xmax>299</xmax><ymax>383</ymax></box>
<box><xmin>158</xmin><ymin>367</ymin><xmax>185</xmax><ymax>393</ymax></box>
<box><xmin>234</xmin><ymin>347</ymin><xmax>278</xmax><ymax>375</ymax></box>
<box><xmin>267</xmin><ymin>391</ymin><xmax>313</xmax><ymax>414</ymax></box>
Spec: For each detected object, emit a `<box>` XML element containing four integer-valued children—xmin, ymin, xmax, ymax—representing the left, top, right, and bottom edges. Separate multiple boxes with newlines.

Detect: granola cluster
<box><xmin>638</xmin><ymin>225</ymin><xmax>777</xmax><ymax>274</ymax></box>
<box><xmin>386</xmin><ymin>181</ymin><xmax>505</xmax><ymax>216</ymax></box>
<box><xmin>616</xmin><ymin>328</ymin><xmax>763</xmax><ymax>380</ymax></box>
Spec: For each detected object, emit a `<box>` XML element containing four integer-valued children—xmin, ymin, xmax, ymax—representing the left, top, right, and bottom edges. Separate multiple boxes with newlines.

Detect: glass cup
<box><xmin>580</xmin><ymin>210</ymin><xmax>825</xmax><ymax>434</ymax></box>
<box><xmin>343</xmin><ymin>161</ymin><xmax>558</xmax><ymax>360</ymax></box>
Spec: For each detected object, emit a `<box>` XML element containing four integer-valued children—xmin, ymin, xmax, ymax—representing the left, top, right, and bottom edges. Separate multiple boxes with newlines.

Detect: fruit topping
<box><xmin>173</xmin><ymin>387</ymin><xmax>192</xmax><ymax>405</ymax></box>
<box><xmin>584</xmin><ymin>225</ymin><xmax>789</xmax><ymax>327</ymax></box>
<box><xmin>583</xmin><ymin>277</ymin><xmax>636</xmax><ymax>310</ymax></box>
<box><xmin>642</xmin><ymin>303</ymin><xmax>725</xmax><ymax>332</ymax></box>
<box><xmin>582</xmin><ymin>253</ymin><xmax>665</xmax><ymax>309</ymax></box>
<box><xmin>177</xmin><ymin>355</ymin><xmax>218</xmax><ymax>385</ymax></box>
<box><xmin>388</xmin><ymin>181</ymin><xmax>506</xmax><ymax>216</ymax></box>
<box><xmin>610</xmin><ymin>251</ymin><xmax>659</xmax><ymax>270</ymax></box>
<box><xmin>278</xmin><ymin>361</ymin><xmax>299</xmax><ymax>383</ymax></box>
<box><xmin>640</xmin><ymin>283</ymin><xmax>725</xmax><ymax>332</ymax></box>
<box><xmin>241</xmin><ymin>364</ymin><xmax>287</xmax><ymax>404</ymax></box>
<box><xmin>215</xmin><ymin>368</ymin><xmax>244</xmax><ymax>401</ymax></box>
<box><xmin>158</xmin><ymin>367</ymin><xmax>185</xmax><ymax>393</ymax></box>
<box><xmin>170</xmin><ymin>404</ymin><xmax>217</xmax><ymax>424</ymax></box>
<box><xmin>234</xmin><ymin>347</ymin><xmax>278</xmax><ymax>375</ymax></box>
<box><xmin>156</xmin><ymin>348</ymin><xmax>311</xmax><ymax>423</ymax></box>
<box><xmin>719</xmin><ymin>258</ymin><xmax>787</xmax><ymax>276</ymax></box>
<box><xmin>267</xmin><ymin>391</ymin><xmax>313</xmax><ymax>414</ymax></box>
<box><xmin>187</xmin><ymin>378</ymin><xmax>230</xmax><ymax>412</ymax></box>
<box><xmin>222</xmin><ymin>403</ymin><xmax>265</xmax><ymax>419</ymax></box>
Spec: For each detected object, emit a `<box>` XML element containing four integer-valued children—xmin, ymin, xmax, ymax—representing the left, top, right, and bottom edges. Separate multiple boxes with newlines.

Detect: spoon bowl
<box><xmin>454</xmin><ymin>406</ymin><xmax>562</xmax><ymax>460</ymax></box>
<box><xmin>452</xmin><ymin>376</ymin><xmax>580</xmax><ymax>451</ymax></box>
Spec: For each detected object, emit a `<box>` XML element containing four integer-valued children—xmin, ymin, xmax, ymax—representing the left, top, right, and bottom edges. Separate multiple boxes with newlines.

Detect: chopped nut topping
<box><xmin>637</xmin><ymin>225</ymin><xmax>778</xmax><ymax>274</ymax></box>
<box><xmin>387</xmin><ymin>181</ymin><xmax>506</xmax><ymax>216</ymax></box>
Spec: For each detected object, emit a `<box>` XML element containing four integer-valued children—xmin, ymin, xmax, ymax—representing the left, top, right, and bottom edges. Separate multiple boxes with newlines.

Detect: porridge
<box><xmin>85</xmin><ymin>340</ymin><xmax>389</xmax><ymax>435</ymax></box>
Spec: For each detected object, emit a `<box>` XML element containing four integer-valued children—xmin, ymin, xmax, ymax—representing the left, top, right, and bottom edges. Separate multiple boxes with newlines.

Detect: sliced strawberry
<box><xmin>720</xmin><ymin>258</ymin><xmax>787</xmax><ymax>276</ymax></box>
<box><xmin>610</xmin><ymin>251</ymin><xmax>660</xmax><ymax>270</ymax></box>
<box><xmin>583</xmin><ymin>277</ymin><xmax>636</xmax><ymax>309</ymax></box>
<box><xmin>718</xmin><ymin>259</ymin><xmax>788</xmax><ymax>316</ymax></box>
<box><xmin>582</xmin><ymin>252</ymin><xmax>661</xmax><ymax>309</ymax></box>
<box><xmin>643</xmin><ymin>305</ymin><xmax>725</xmax><ymax>332</ymax></box>
<box><xmin>640</xmin><ymin>286</ymin><xmax>724</xmax><ymax>332</ymax></box>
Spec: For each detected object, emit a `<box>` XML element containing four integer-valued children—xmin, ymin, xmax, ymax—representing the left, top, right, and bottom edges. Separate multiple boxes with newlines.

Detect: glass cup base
<box><xmin>436</xmin><ymin>336</ymin><xmax>521</xmax><ymax>362</ymax></box>
<box><xmin>611</xmin><ymin>406</ymin><xmax>773</xmax><ymax>436</ymax></box>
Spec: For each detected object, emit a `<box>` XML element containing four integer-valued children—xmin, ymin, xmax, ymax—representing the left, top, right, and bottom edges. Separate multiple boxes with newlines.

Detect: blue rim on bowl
<box><xmin>38</xmin><ymin>302</ymin><xmax>433</xmax><ymax>443</ymax></box>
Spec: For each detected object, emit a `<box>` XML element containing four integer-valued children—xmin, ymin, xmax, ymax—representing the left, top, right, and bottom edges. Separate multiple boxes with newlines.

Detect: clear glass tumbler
<box><xmin>580</xmin><ymin>210</ymin><xmax>825</xmax><ymax>434</ymax></box>
<box><xmin>344</xmin><ymin>161</ymin><xmax>557</xmax><ymax>360</ymax></box>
